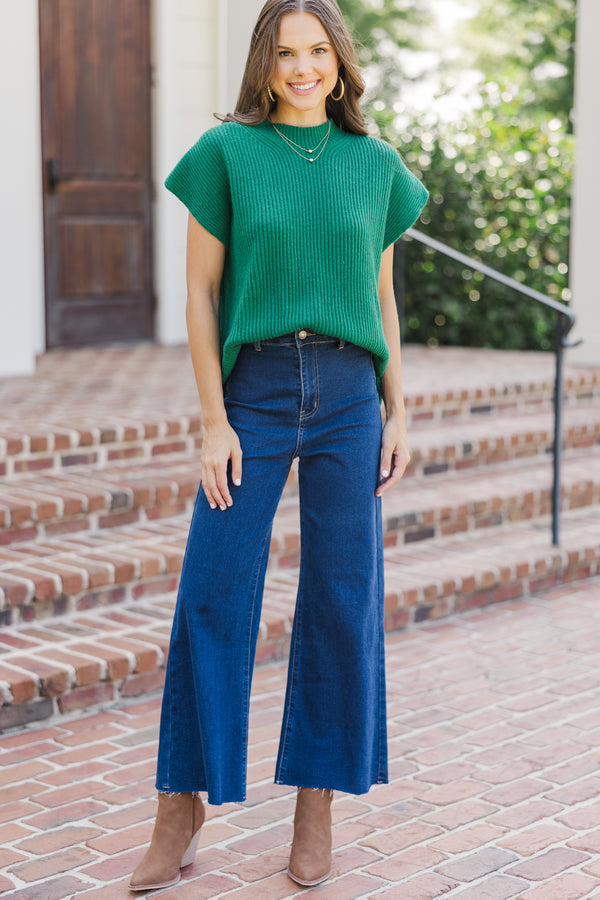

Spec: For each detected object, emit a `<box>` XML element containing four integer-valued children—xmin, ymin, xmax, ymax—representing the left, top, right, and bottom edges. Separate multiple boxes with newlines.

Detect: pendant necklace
<box><xmin>269</xmin><ymin>119</ymin><xmax>331</xmax><ymax>163</ymax></box>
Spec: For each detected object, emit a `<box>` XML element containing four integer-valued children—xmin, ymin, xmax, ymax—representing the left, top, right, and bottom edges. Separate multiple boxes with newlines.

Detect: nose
<box><xmin>293</xmin><ymin>54</ymin><xmax>311</xmax><ymax>75</ymax></box>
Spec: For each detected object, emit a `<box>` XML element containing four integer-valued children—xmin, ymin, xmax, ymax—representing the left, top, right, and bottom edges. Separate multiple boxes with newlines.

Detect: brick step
<box><xmin>0</xmin><ymin>455</ymin><xmax>203</xmax><ymax>546</ymax></box>
<box><xmin>1</xmin><ymin>447</ymin><xmax>600</xmax><ymax>627</ymax></box>
<box><xmin>0</xmin><ymin>412</ymin><xmax>203</xmax><ymax>480</ymax></box>
<box><xmin>275</xmin><ymin>447</ymin><xmax>600</xmax><ymax>557</ymax></box>
<box><xmin>403</xmin><ymin>401</ymin><xmax>600</xmax><ymax>477</ymax></box>
<box><xmin>1</xmin><ymin>505</ymin><xmax>599</xmax><ymax>731</ymax></box>
<box><xmin>1</xmin><ymin>346</ymin><xmax>599</xmax><ymax>479</ymax></box>
<box><xmin>1</xmin><ymin>400</ymin><xmax>599</xmax><ymax>545</ymax></box>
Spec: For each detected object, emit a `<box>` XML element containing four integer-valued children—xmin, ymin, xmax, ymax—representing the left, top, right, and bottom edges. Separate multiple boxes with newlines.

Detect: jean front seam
<box><xmin>375</xmin><ymin>497</ymin><xmax>387</xmax><ymax>783</ymax></box>
<box><xmin>240</xmin><ymin>531</ymin><xmax>271</xmax><ymax>799</ymax></box>
<box><xmin>299</xmin><ymin>342</ymin><xmax>319</xmax><ymax>421</ymax></box>
<box><xmin>163</xmin><ymin>633</ymin><xmax>174</xmax><ymax>790</ymax></box>
<box><xmin>275</xmin><ymin>564</ymin><xmax>303</xmax><ymax>784</ymax></box>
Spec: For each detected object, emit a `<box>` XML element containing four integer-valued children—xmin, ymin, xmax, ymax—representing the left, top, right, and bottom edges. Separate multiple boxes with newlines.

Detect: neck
<box><xmin>269</xmin><ymin>105</ymin><xmax>328</xmax><ymax>128</ymax></box>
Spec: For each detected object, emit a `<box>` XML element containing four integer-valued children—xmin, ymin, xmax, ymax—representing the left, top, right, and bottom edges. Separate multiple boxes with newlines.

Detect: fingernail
<box><xmin>381</xmin><ymin>470</ymin><xmax>389</xmax><ymax>478</ymax></box>
<box><xmin>219</xmin><ymin>505</ymin><xmax>226</xmax><ymax>511</ymax></box>
<box><xmin>233</xmin><ymin>478</ymin><xmax>241</xmax><ymax>486</ymax></box>
<box><xmin>210</xmin><ymin>503</ymin><xmax>217</xmax><ymax>510</ymax></box>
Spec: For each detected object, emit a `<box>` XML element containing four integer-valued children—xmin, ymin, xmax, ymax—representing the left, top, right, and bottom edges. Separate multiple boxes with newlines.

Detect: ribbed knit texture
<box><xmin>165</xmin><ymin>119</ymin><xmax>428</xmax><ymax>387</ymax></box>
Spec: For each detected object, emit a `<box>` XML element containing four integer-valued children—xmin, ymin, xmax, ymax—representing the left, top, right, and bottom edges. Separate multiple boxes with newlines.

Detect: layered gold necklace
<box><xmin>269</xmin><ymin>119</ymin><xmax>331</xmax><ymax>163</ymax></box>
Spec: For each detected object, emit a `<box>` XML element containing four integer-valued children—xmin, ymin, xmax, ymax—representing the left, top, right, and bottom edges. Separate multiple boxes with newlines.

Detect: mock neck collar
<box><xmin>267</xmin><ymin>118</ymin><xmax>331</xmax><ymax>143</ymax></box>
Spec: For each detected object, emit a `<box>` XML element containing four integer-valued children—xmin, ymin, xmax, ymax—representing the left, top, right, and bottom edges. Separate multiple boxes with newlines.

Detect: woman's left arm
<box><xmin>375</xmin><ymin>243</ymin><xmax>410</xmax><ymax>496</ymax></box>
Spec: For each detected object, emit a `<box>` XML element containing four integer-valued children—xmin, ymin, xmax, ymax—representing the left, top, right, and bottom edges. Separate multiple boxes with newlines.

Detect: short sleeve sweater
<box><xmin>165</xmin><ymin>118</ymin><xmax>428</xmax><ymax>387</ymax></box>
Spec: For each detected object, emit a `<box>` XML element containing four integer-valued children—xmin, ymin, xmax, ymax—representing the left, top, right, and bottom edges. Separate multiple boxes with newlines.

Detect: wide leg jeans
<box><xmin>156</xmin><ymin>332</ymin><xmax>388</xmax><ymax>804</ymax></box>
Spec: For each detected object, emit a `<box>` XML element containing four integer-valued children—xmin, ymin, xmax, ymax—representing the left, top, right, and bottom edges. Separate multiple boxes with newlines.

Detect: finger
<box><xmin>201</xmin><ymin>472</ymin><xmax>221</xmax><ymax>510</ymax></box>
<box><xmin>379</xmin><ymin>448</ymin><xmax>394</xmax><ymax>482</ymax></box>
<box><xmin>201</xmin><ymin>463</ymin><xmax>229</xmax><ymax>511</ymax></box>
<box><xmin>379</xmin><ymin>437</ymin><xmax>396</xmax><ymax>482</ymax></box>
<box><xmin>375</xmin><ymin>471</ymin><xmax>398</xmax><ymax>496</ymax></box>
<box><xmin>231</xmin><ymin>446</ymin><xmax>243</xmax><ymax>488</ymax></box>
<box><xmin>214</xmin><ymin>463</ymin><xmax>233</xmax><ymax>510</ymax></box>
<box><xmin>201</xmin><ymin>482</ymin><xmax>218</xmax><ymax>510</ymax></box>
<box><xmin>376</xmin><ymin>450</ymin><xmax>410</xmax><ymax>496</ymax></box>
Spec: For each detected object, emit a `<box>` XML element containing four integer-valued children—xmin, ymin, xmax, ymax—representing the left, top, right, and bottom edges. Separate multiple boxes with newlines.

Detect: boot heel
<box><xmin>181</xmin><ymin>829</ymin><xmax>201</xmax><ymax>868</ymax></box>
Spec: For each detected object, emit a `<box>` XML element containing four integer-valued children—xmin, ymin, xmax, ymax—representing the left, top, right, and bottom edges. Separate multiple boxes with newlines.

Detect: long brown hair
<box><xmin>217</xmin><ymin>0</ymin><xmax>368</xmax><ymax>136</ymax></box>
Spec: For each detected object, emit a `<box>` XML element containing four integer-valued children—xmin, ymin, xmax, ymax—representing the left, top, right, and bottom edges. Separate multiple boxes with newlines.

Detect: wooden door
<box><xmin>39</xmin><ymin>0</ymin><xmax>154</xmax><ymax>348</ymax></box>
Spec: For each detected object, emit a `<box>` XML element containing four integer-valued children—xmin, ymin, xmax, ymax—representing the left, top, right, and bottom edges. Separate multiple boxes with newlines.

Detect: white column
<box><xmin>568</xmin><ymin>0</ymin><xmax>600</xmax><ymax>364</ymax></box>
<box><xmin>0</xmin><ymin>2</ymin><xmax>45</xmax><ymax>376</ymax></box>
<box><xmin>153</xmin><ymin>0</ymin><xmax>262</xmax><ymax>347</ymax></box>
<box><xmin>219</xmin><ymin>0</ymin><xmax>265</xmax><ymax>112</ymax></box>
<box><xmin>152</xmin><ymin>0</ymin><xmax>219</xmax><ymax>346</ymax></box>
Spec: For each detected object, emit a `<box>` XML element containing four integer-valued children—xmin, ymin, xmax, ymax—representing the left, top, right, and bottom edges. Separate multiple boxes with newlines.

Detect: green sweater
<box><xmin>165</xmin><ymin>118</ymin><xmax>428</xmax><ymax>387</ymax></box>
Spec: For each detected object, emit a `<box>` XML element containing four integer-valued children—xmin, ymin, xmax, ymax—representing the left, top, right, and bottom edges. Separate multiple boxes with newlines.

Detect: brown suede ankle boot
<box><xmin>287</xmin><ymin>788</ymin><xmax>333</xmax><ymax>886</ymax></box>
<box><xmin>129</xmin><ymin>792</ymin><xmax>205</xmax><ymax>891</ymax></box>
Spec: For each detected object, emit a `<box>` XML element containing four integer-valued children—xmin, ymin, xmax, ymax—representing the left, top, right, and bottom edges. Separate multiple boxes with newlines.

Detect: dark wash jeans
<box><xmin>156</xmin><ymin>332</ymin><xmax>388</xmax><ymax>804</ymax></box>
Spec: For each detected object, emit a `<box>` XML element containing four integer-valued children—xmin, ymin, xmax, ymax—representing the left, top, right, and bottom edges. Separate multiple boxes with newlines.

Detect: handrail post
<box><xmin>552</xmin><ymin>315</ymin><xmax>565</xmax><ymax>546</ymax></box>
<box><xmin>405</xmin><ymin>228</ymin><xmax>578</xmax><ymax>547</ymax></box>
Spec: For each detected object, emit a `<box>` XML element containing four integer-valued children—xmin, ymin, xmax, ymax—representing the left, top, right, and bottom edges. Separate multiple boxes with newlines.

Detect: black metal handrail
<box><xmin>403</xmin><ymin>227</ymin><xmax>579</xmax><ymax>547</ymax></box>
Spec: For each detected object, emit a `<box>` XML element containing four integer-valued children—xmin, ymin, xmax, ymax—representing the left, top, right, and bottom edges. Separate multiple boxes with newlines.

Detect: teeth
<box><xmin>291</xmin><ymin>81</ymin><xmax>318</xmax><ymax>91</ymax></box>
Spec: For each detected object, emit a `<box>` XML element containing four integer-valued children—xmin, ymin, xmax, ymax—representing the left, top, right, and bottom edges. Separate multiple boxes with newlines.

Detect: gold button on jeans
<box><xmin>298</xmin><ymin>330</ymin><xmax>308</xmax><ymax>339</ymax></box>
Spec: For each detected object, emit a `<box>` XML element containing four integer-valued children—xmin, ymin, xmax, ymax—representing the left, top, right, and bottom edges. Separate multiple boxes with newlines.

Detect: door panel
<box><xmin>58</xmin><ymin>222</ymin><xmax>144</xmax><ymax>296</ymax></box>
<box><xmin>40</xmin><ymin>0</ymin><xmax>154</xmax><ymax>348</ymax></box>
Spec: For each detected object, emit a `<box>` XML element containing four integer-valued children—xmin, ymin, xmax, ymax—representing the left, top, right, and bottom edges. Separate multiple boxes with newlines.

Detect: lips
<box><xmin>288</xmin><ymin>80</ymin><xmax>320</xmax><ymax>94</ymax></box>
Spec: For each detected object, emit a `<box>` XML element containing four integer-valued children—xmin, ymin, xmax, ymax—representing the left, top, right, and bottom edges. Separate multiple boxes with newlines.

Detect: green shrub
<box><xmin>379</xmin><ymin>94</ymin><xmax>574</xmax><ymax>350</ymax></box>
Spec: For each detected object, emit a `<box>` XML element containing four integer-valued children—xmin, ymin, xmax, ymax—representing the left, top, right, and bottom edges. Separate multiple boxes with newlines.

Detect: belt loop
<box><xmin>254</xmin><ymin>339</ymin><xmax>262</xmax><ymax>351</ymax></box>
<box><xmin>338</xmin><ymin>339</ymin><xmax>345</xmax><ymax>349</ymax></box>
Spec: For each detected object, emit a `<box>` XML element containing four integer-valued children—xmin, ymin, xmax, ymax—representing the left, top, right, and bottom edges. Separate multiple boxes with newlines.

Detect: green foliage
<box><xmin>338</xmin><ymin>0</ymin><xmax>432</xmax><ymax>100</ymax></box>
<box><xmin>390</xmin><ymin>95</ymin><xmax>574</xmax><ymax>350</ymax></box>
<box><xmin>339</xmin><ymin>0</ymin><xmax>575</xmax><ymax>351</ymax></box>
<box><xmin>457</xmin><ymin>0</ymin><xmax>576</xmax><ymax>129</ymax></box>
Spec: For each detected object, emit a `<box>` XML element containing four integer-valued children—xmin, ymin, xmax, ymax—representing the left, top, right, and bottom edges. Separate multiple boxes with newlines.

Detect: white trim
<box><xmin>220</xmin><ymin>0</ymin><xmax>264</xmax><ymax>111</ymax></box>
<box><xmin>152</xmin><ymin>0</ymin><xmax>262</xmax><ymax>347</ymax></box>
<box><xmin>568</xmin><ymin>0</ymin><xmax>600</xmax><ymax>365</ymax></box>
<box><xmin>0</xmin><ymin>1</ymin><xmax>45</xmax><ymax>376</ymax></box>
<box><xmin>218</xmin><ymin>0</ymin><xmax>229</xmax><ymax>114</ymax></box>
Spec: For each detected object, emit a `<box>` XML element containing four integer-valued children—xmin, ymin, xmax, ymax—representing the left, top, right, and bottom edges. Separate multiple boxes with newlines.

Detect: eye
<box><xmin>278</xmin><ymin>50</ymin><xmax>292</xmax><ymax>58</ymax></box>
<box><xmin>313</xmin><ymin>47</ymin><xmax>327</xmax><ymax>55</ymax></box>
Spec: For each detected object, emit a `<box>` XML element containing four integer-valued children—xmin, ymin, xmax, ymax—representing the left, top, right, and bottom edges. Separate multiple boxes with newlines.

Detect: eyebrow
<box><xmin>277</xmin><ymin>41</ymin><xmax>332</xmax><ymax>49</ymax></box>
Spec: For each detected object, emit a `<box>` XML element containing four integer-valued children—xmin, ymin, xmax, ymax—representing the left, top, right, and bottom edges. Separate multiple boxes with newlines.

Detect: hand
<box><xmin>375</xmin><ymin>417</ymin><xmax>410</xmax><ymax>496</ymax></box>
<box><xmin>200</xmin><ymin>420</ymin><xmax>243</xmax><ymax>510</ymax></box>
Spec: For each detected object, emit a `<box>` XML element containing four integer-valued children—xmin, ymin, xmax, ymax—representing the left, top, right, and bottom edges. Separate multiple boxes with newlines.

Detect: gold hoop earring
<box><xmin>267</xmin><ymin>86</ymin><xmax>276</xmax><ymax>103</ymax></box>
<box><xmin>331</xmin><ymin>76</ymin><xmax>345</xmax><ymax>101</ymax></box>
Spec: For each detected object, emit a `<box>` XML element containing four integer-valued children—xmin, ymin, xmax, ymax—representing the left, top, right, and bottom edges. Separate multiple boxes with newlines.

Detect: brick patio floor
<box><xmin>2</xmin><ymin>577</ymin><xmax>600</xmax><ymax>899</ymax></box>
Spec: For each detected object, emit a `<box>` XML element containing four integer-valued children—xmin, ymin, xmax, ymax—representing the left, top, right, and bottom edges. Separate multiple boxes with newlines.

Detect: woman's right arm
<box><xmin>186</xmin><ymin>212</ymin><xmax>243</xmax><ymax>511</ymax></box>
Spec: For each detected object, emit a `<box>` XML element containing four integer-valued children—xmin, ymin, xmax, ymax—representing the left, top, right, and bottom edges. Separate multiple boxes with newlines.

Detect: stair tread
<box><xmin>1</xmin><ymin>345</ymin><xmax>599</xmax><ymax>725</ymax></box>
<box><xmin>1</xmin><ymin>346</ymin><xmax>599</xmax><ymax>464</ymax></box>
<box><xmin>0</xmin><ymin>456</ymin><xmax>202</xmax><ymax>523</ymax></box>
<box><xmin>1</xmin><ymin>506</ymin><xmax>599</xmax><ymax>721</ymax></box>
<box><xmin>275</xmin><ymin>446</ymin><xmax>600</xmax><ymax>533</ymax></box>
<box><xmin>1</xmin><ymin>447</ymin><xmax>600</xmax><ymax>560</ymax></box>
<box><xmin>1</xmin><ymin>402</ymin><xmax>599</xmax><ymax>534</ymax></box>
<box><xmin>1</xmin><ymin>449</ymin><xmax>599</xmax><ymax>620</ymax></box>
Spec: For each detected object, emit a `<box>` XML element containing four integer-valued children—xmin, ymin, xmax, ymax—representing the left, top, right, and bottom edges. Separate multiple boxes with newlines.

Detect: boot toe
<box><xmin>287</xmin><ymin>863</ymin><xmax>332</xmax><ymax>887</ymax></box>
<box><xmin>129</xmin><ymin>856</ymin><xmax>182</xmax><ymax>892</ymax></box>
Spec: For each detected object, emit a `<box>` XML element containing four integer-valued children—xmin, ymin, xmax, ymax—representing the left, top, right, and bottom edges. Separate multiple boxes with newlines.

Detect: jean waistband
<box><xmin>252</xmin><ymin>331</ymin><xmax>346</xmax><ymax>350</ymax></box>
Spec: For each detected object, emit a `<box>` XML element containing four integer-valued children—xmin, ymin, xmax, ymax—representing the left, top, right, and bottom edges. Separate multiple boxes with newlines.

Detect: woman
<box><xmin>130</xmin><ymin>0</ymin><xmax>427</xmax><ymax>890</ymax></box>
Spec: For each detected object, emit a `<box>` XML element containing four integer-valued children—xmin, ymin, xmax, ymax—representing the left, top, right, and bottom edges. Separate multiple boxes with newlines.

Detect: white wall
<box><xmin>0</xmin><ymin>2</ymin><xmax>44</xmax><ymax>376</ymax></box>
<box><xmin>153</xmin><ymin>0</ymin><xmax>263</xmax><ymax>346</ymax></box>
<box><xmin>152</xmin><ymin>0</ymin><xmax>219</xmax><ymax>346</ymax></box>
<box><xmin>569</xmin><ymin>0</ymin><xmax>600</xmax><ymax>365</ymax></box>
<box><xmin>219</xmin><ymin>0</ymin><xmax>265</xmax><ymax>112</ymax></box>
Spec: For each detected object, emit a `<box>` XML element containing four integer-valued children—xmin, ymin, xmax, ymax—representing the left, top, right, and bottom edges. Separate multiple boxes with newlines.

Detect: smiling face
<box><xmin>269</xmin><ymin>12</ymin><xmax>340</xmax><ymax>126</ymax></box>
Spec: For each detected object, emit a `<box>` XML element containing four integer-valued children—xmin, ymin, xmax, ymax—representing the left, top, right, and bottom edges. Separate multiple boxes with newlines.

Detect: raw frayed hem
<box><xmin>157</xmin><ymin>790</ymin><xmax>203</xmax><ymax>798</ymax></box>
<box><xmin>296</xmin><ymin>786</ymin><xmax>334</xmax><ymax>798</ymax></box>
